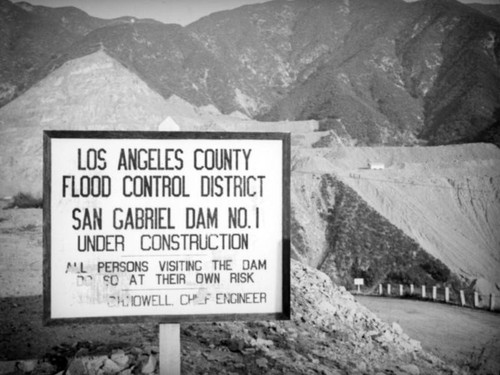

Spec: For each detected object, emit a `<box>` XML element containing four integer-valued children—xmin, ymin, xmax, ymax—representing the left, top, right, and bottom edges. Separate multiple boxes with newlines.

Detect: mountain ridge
<box><xmin>2</xmin><ymin>0</ymin><xmax>500</xmax><ymax>145</ymax></box>
<box><xmin>0</xmin><ymin>0</ymin><xmax>162</xmax><ymax>107</ymax></box>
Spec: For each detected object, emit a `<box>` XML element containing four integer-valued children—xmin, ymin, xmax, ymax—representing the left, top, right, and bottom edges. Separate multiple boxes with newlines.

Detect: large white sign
<box><xmin>43</xmin><ymin>131</ymin><xmax>290</xmax><ymax>324</ymax></box>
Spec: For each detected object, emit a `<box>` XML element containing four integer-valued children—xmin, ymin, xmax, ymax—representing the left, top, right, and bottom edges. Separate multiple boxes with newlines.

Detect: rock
<box><xmin>88</xmin><ymin>356</ymin><xmax>108</xmax><ymax>375</ymax></box>
<box><xmin>201</xmin><ymin>352</ymin><xmax>211</xmax><ymax>360</ymax></box>
<box><xmin>250</xmin><ymin>337</ymin><xmax>274</xmax><ymax>351</ymax></box>
<box><xmin>102</xmin><ymin>359</ymin><xmax>121</xmax><ymax>374</ymax></box>
<box><xmin>356</xmin><ymin>361</ymin><xmax>367</xmax><ymax>372</ymax></box>
<box><xmin>110</xmin><ymin>351</ymin><xmax>129</xmax><ymax>369</ymax></box>
<box><xmin>17</xmin><ymin>360</ymin><xmax>37</xmax><ymax>373</ymax></box>
<box><xmin>75</xmin><ymin>348</ymin><xmax>90</xmax><ymax>358</ymax></box>
<box><xmin>242</xmin><ymin>348</ymin><xmax>257</xmax><ymax>355</ymax></box>
<box><xmin>65</xmin><ymin>358</ymin><xmax>87</xmax><ymax>375</ymax></box>
<box><xmin>32</xmin><ymin>362</ymin><xmax>57</xmax><ymax>375</ymax></box>
<box><xmin>400</xmin><ymin>364</ymin><xmax>420</xmax><ymax>375</ymax></box>
<box><xmin>0</xmin><ymin>361</ymin><xmax>17</xmax><ymax>374</ymax></box>
<box><xmin>130</xmin><ymin>348</ymin><xmax>143</xmax><ymax>356</ymax></box>
<box><xmin>398</xmin><ymin>338</ymin><xmax>422</xmax><ymax>353</ymax></box>
<box><xmin>364</xmin><ymin>330</ymin><xmax>379</xmax><ymax>338</ymax></box>
<box><xmin>255</xmin><ymin>358</ymin><xmax>268</xmax><ymax>369</ymax></box>
<box><xmin>66</xmin><ymin>356</ymin><xmax>107</xmax><ymax>375</ymax></box>
<box><xmin>376</xmin><ymin>330</ymin><xmax>395</xmax><ymax>343</ymax></box>
<box><xmin>391</xmin><ymin>322</ymin><xmax>403</xmax><ymax>335</ymax></box>
<box><xmin>145</xmin><ymin>346</ymin><xmax>159</xmax><ymax>355</ymax></box>
<box><xmin>227</xmin><ymin>338</ymin><xmax>245</xmax><ymax>352</ymax></box>
<box><xmin>140</xmin><ymin>355</ymin><xmax>157</xmax><ymax>374</ymax></box>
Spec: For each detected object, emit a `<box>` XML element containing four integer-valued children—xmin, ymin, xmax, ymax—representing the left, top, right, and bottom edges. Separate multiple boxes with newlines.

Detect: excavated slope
<box><xmin>0</xmin><ymin>50</ymin><xmax>170</xmax><ymax>197</ymax></box>
<box><xmin>293</xmin><ymin>144</ymin><xmax>500</xmax><ymax>294</ymax></box>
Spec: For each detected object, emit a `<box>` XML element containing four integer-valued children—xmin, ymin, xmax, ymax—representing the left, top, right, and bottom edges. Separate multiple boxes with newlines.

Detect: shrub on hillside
<box><xmin>420</xmin><ymin>260</ymin><xmax>450</xmax><ymax>283</ymax></box>
<box><xmin>386</xmin><ymin>267</ymin><xmax>435</xmax><ymax>286</ymax></box>
<box><xmin>5</xmin><ymin>192</ymin><xmax>43</xmax><ymax>209</ymax></box>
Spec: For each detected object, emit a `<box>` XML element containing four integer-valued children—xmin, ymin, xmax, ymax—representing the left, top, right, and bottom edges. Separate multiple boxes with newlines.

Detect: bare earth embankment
<box><xmin>293</xmin><ymin>144</ymin><xmax>500</xmax><ymax>297</ymax></box>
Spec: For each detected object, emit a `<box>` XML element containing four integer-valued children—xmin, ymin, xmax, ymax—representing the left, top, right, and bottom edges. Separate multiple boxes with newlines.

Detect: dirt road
<box><xmin>357</xmin><ymin>295</ymin><xmax>500</xmax><ymax>374</ymax></box>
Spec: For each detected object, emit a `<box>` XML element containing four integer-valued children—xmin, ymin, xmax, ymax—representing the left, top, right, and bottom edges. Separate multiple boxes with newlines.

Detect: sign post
<box><xmin>43</xmin><ymin>131</ymin><xmax>290</xmax><ymax>373</ymax></box>
<box><xmin>354</xmin><ymin>278</ymin><xmax>364</xmax><ymax>294</ymax></box>
<box><xmin>160</xmin><ymin>323</ymin><xmax>180</xmax><ymax>375</ymax></box>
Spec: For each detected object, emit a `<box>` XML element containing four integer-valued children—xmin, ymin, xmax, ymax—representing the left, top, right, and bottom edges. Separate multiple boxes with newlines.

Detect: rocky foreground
<box><xmin>0</xmin><ymin>260</ymin><xmax>466</xmax><ymax>375</ymax></box>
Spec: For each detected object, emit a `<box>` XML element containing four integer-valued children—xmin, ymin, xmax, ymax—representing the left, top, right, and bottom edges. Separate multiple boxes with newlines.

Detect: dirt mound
<box><xmin>0</xmin><ymin>51</ymin><xmax>170</xmax><ymax>198</ymax></box>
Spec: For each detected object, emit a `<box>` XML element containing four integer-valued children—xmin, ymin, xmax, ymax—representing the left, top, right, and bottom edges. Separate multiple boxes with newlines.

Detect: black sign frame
<box><xmin>43</xmin><ymin>130</ymin><xmax>290</xmax><ymax>325</ymax></box>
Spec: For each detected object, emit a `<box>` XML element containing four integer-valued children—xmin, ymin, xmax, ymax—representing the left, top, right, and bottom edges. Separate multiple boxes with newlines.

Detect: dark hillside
<box><xmin>470</xmin><ymin>3</ymin><xmax>500</xmax><ymax>23</ymax></box>
<box><xmin>32</xmin><ymin>21</ymin><xmax>234</xmax><ymax>109</ymax></box>
<box><xmin>414</xmin><ymin>0</ymin><xmax>500</xmax><ymax>144</ymax></box>
<box><xmin>291</xmin><ymin>173</ymin><xmax>461</xmax><ymax>290</ymax></box>
<box><xmin>0</xmin><ymin>0</ymin><xmax>142</xmax><ymax>107</ymax></box>
<box><xmin>0</xmin><ymin>0</ymin><xmax>79</xmax><ymax>105</ymax></box>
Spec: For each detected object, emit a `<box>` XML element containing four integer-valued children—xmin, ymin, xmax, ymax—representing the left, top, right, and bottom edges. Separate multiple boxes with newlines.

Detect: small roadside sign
<box><xmin>354</xmin><ymin>278</ymin><xmax>364</xmax><ymax>293</ymax></box>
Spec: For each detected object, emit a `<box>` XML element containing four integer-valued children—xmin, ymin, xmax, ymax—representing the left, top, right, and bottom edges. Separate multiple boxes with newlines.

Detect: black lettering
<box><xmin>185</xmin><ymin>207</ymin><xmax>218</xmax><ymax>229</ymax></box>
<box><xmin>72</xmin><ymin>208</ymin><xmax>102</xmax><ymax>230</ymax></box>
<box><xmin>195</xmin><ymin>273</ymin><xmax>220</xmax><ymax>284</ymax></box>
<box><xmin>117</xmin><ymin>148</ymin><xmax>184</xmax><ymax>170</ymax></box>
<box><xmin>97</xmin><ymin>261</ymin><xmax>149</xmax><ymax>273</ymax></box>
<box><xmin>113</xmin><ymin>207</ymin><xmax>175</xmax><ymax>230</ymax></box>
<box><xmin>78</xmin><ymin>148</ymin><xmax>107</xmax><ymax>170</ymax></box>
<box><xmin>77</xmin><ymin>234</ymin><xmax>125</xmax><ymax>252</ymax></box>
<box><xmin>193</xmin><ymin>149</ymin><xmax>252</xmax><ymax>171</ymax></box>
<box><xmin>155</xmin><ymin>273</ymin><xmax>186</xmax><ymax>284</ymax></box>
<box><xmin>229</xmin><ymin>272</ymin><xmax>255</xmax><ymax>283</ymax></box>
<box><xmin>61</xmin><ymin>175</ymin><xmax>111</xmax><ymax>197</ymax></box>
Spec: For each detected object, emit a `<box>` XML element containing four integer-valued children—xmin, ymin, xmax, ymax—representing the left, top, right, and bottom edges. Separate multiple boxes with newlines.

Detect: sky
<box><xmin>18</xmin><ymin>0</ymin><xmax>266</xmax><ymax>25</ymax></box>
<box><xmin>17</xmin><ymin>0</ymin><xmax>500</xmax><ymax>25</ymax></box>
